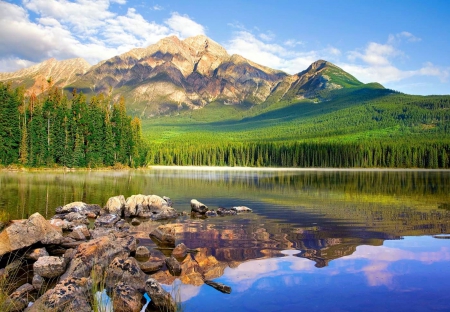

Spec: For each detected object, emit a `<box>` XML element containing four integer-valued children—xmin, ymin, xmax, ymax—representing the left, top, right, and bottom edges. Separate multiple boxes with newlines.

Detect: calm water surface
<box><xmin>1</xmin><ymin>168</ymin><xmax>450</xmax><ymax>311</ymax></box>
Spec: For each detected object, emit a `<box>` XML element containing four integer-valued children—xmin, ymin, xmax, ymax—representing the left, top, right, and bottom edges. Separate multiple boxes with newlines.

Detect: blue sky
<box><xmin>0</xmin><ymin>0</ymin><xmax>449</xmax><ymax>95</ymax></box>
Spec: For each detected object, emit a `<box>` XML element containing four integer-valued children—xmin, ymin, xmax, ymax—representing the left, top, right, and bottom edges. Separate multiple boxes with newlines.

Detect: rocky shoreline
<box><xmin>0</xmin><ymin>195</ymin><xmax>252</xmax><ymax>311</ymax></box>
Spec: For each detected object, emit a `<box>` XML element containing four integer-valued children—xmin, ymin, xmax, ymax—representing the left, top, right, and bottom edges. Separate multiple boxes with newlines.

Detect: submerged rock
<box><xmin>165</xmin><ymin>256</ymin><xmax>182</xmax><ymax>276</ymax></box>
<box><xmin>150</xmin><ymin>225</ymin><xmax>176</xmax><ymax>246</ymax></box>
<box><xmin>231</xmin><ymin>206</ymin><xmax>253</xmax><ymax>213</ymax></box>
<box><xmin>172</xmin><ymin>243</ymin><xmax>188</xmax><ymax>259</ymax></box>
<box><xmin>135</xmin><ymin>246</ymin><xmax>150</xmax><ymax>261</ymax></box>
<box><xmin>217</xmin><ymin>207</ymin><xmax>237</xmax><ymax>216</ymax></box>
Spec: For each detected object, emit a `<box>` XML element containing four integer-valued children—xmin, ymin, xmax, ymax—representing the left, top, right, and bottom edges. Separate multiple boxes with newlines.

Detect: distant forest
<box><xmin>1</xmin><ymin>83</ymin><xmax>450</xmax><ymax>169</ymax></box>
<box><xmin>0</xmin><ymin>83</ymin><xmax>146</xmax><ymax>168</ymax></box>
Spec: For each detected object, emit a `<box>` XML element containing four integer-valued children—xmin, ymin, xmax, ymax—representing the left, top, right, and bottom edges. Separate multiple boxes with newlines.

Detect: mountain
<box><xmin>0</xmin><ymin>57</ymin><xmax>91</xmax><ymax>95</ymax></box>
<box><xmin>0</xmin><ymin>35</ymin><xmax>378</xmax><ymax>117</ymax></box>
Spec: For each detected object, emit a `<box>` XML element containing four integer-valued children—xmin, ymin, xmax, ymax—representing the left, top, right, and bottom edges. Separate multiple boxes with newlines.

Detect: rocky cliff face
<box><xmin>0</xmin><ymin>35</ymin><xmax>366</xmax><ymax>117</ymax></box>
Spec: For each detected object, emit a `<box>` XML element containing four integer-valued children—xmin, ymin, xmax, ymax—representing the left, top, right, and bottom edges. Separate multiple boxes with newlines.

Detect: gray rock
<box><xmin>205</xmin><ymin>210</ymin><xmax>218</xmax><ymax>217</ymax></box>
<box><xmin>0</xmin><ymin>213</ymin><xmax>63</xmax><ymax>256</ymax></box>
<box><xmin>151</xmin><ymin>207</ymin><xmax>178</xmax><ymax>220</ymax></box>
<box><xmin>165</xmin><ymin>256</ymin><xmax>181</xmax><ymax>276</ymax></box>
<box><xmin>163</xmin><ymin>196</ymin><xmax>173</xmax><ymax>207</ymax></box>
<box><xmin>25</xmin><ymin>247</ymin><xmax>49</xmax><ymax>261</ymax></box>
<box><xmin>112</xmin><ymin>282</ymin><xmax>144</xmax><ymax>312</ymax></box>
<box><xmin>94</xmin><ymin>214</ymin><xmax>120</xmax><ymax>228</ymax></box>
<box><xmin>62</xmin><ymin>248</ymin><xmax>77</xmax><ymax>267</ymax></box>
<box><xmin>190</xmin><ymin>199</ymin><xmax>208</xmax><ymax>214</ymax></box>
<box><xmin>64</xmin><ymin>212</ymin><xmax>88</xmax><ymax>223</ymax></box>
<box><xmin>145</xmin><ymin>278</ymin><xmax>176</xmax><ymax>312</ymax></box>
<box><xmin>135</xmin><ymin>246</ymin><xmax>150</xmax><ymax>261</ymax></box>
<box><xmin>32</xmin><ymin>274</ymin><xmax>44</xmax><ymax>290</ymax></box>
<box><xmin>105</xmin><ymin>257</ymin><xmax>148</xmax><ymax>292</ymax></box>
<box><xmin>55</xmin><ymin>201</ymin><xmax>101</xmax><ymax>217</ymax></box>
<box><xmin>103</xmin><ymin>195</ymin><xmax>126</xmax><ymax>216</ymax></box>
<box><xmin>33</xmin><ymin>256</ymin><xmax>66</xmax><ymax>278</ymax></box>
<box><xmin>217</xmin><ymin>207</ymin><xmax>237</xmax><ymax>216</ymax></box>
<box><xmin>125</xmin><ymin>194</ymin><xmax>170</xmax><ymax>218</ymax></box>
<box><xmin>150</xmin><ymin>225</ymin><xmax>176</xmax><ymax>246</ymax></box>
<box><xmin>68</xmin><ymin>228</ymin><xmax>87</xmax><ymax>241</ymax></box>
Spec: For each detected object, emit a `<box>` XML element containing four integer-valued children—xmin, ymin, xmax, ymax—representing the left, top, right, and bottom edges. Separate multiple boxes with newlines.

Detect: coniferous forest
<box><xmin>0</xmin><ymin>83</ymin><xmax>146</xmax><ymax>168</ymax></box>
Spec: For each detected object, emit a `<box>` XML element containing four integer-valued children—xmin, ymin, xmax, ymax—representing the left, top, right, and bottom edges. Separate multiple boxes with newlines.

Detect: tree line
<box><xmin>0</xmin><ymin>83</ymin><xmax>146</xmax><ymax>168</ymax></box>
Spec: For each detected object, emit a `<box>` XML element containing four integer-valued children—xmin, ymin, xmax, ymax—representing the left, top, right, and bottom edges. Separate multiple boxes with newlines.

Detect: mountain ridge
<box><xmin>0</xmin><ymin>34</ymin><xmax>379</xmax><ymax>117</ymax></box>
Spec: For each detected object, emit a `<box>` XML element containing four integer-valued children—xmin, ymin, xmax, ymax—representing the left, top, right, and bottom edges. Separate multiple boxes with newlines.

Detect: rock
<box><xmin>105</xmin><ymin>257</ymin><xmax>148</xmax><ymax>292</ymax></box>
<box><xmin>231</xmin><ymin>206</ymin><xmax>253</xmax><ymax>213</ymax></box>
<box><xmin>165</xmin><ymin>256</ymin><xmax>182</xmax><ymax>276</ymax></box>
<box><xmin>25</xmin><ymin>277</ymin><xmax>91</xmax><ymax>312</ymax></box>
<box><xmin>135</xmin><ymin>246</ymin><xmax>150</xmax><ymax>261</ymax></box>
<box><xmin>138</xmin><ymin>260</ymin><xmax>164</xmax><ymax>273</ymax></box>
<box><xmin>33</xmin><ymin>256</ymin><xmax>67</xmax><ymax>278</ymax></box>
<box><xmin>150</xmin><ymin>225</ymin><xmax>176</xmax><ymax>246</ymax></box>
<box><xmin>112</xmin><ymin>282</ymin><xmax>144</xmax><ymax>312</ymax></box>
<box><xmin>145</xmin><ymin>278</ymin><xmax>176</xmax><ymax>312</ymax></box>
<box><xmin>60</xmin><ymin>236</ymin><xmax>84</xmax><ymax>248</ymax></box>
<box><xmin>60</xmin><ymin>235</ymin><xmax>134</xmax><ymax>280</ymax></box>
<box><xmin>172</xmin><ymin>243</ymin><xmax>188</xmax><ymax>259</ymax></box>
<box><xmin>94</xmin><ymin>214</ymin><xmax>120</xmax><ymax>228</ymax></box>
<box><xmin>4</xmin><ymin>283</ymin><xmax>35</xmax><ymax>311</ymax></box>
<box><xmin>49</xmin><ymin>218</ymin><xmax>70</xmax><ymax>230</ymax></box>
<box><xmin>103</xmin><ymin>195</ymin><xmax>126</xmax><ymax>216</ymax></box>
<box><xmin>205</xmin><ymin>210</ymin><xmax>218</xmax><ymax>217</ymax></box>
<box><xmin>163</xmin><ymin>196</ymin><xmax>173</xmax><ymax>207</ymax></box>
<box><xmin>63</xmin><ymin>212</ymin><xmax>88</xmax><ymax>224</ymax></box>
<box><xmin>204</xmin><ymin>280</ymin><xmax>232</xmax><ymax>294</ymax></box>
<box><xmin>190</xmin><ymin>199</ymin><xmax>208</xmax><ymax>214</ymax></box>
<box><xmin>131</xmin><ymin>218</ymin><xmax>141</xmax><ymax>226</ymax></box>
<box><xmin>25</xmin><ymin>247</ymin><xmax>49</xmax><ymax>261</ymax></box>
<box><xmin>217</xmin><ymin>207</ymin><xmax>237</xmax><ymax>216</ymax></box>
<box><xmin>115</xmin><ymin>219</ymin><xmax>131</xmax><ymax>230</ymax></box>
<box><xmin>68</xmin><ymin>228</ymin><xmax>87</xmax><ymax>241</ymax></box>
<box><xmin>0</xmin><ymin>213</ymin><xmax>63</xmax><ymax>256</ymax></box>
<box><xmin>62</xmin><ymin>248</ymin><xmax>77</xmax><ymax>267</ymax></box>
<box><xmin>55</xmin><ymin>201</ymin><xmax>101</xmax><ymax>217</ymax></box>
<box><xmin>151</xmin><ymin>207</ymin><xmax>178</xmax><ymax>220</ymax></box>
<box><xmin>125</xmin><ymin>194</ymin><xmax>170</xmax><ymax>218</ymax></box>
<box><xmin>32</xmin><ymin>274</ymin><xmax>44</xmax><ymax>290</ymax></box>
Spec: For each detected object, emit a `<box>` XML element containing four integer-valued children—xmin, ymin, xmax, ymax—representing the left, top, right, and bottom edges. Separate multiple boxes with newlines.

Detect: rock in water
<box><xmin>231</xmin><ymin>206</ymin><xmax>253</xmax><ymax>213</ymax></box>
<box><xmin>94</xmin><ymin>214</ymin><xmax>121</xmax><ymax>228</ymax></box>
<box><xmin>145</xmin><ymin>278</ymin><xmax>176</xmax><ymax>312</ymax></box>
<box><xmin>150</xmin><ymin>225</ymin><xmax>176</xmax><ymax>246</ymax></box>
<box><xmin>204</xmin><ymin>280</ymin><xmax>232</xmax><ymax>294</ymax></box>
<box><xmin>190</xmin><ymin>199</ymin><xmax>208</xmax><ymax>214</ymax></box>
<box><xmin>0</xmin><ymin>213</ymin><xmax>63</xmax><ymax>256</ymax></box>
<box><xmin>172</xmin><ymin>243</ymin><xmax>188</xmax><ymax>259</ymax></box>
<box><xmin>165</xmin><ymin>256</ymin><xmax>182</xmax><ymax>276</ymax></box>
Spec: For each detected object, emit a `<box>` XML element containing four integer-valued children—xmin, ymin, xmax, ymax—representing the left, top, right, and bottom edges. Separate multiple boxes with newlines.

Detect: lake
<box><xmin>1</xmin><ymin>168</ymin><xmax>450</xmax><ymax>311</ymax></box>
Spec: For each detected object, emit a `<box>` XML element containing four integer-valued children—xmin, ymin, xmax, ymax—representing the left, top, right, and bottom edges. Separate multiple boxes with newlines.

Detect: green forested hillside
<box><xmin>142</xmin><ymin>85</ymin><xmax>450</xmax><ymax>168</ymax></box>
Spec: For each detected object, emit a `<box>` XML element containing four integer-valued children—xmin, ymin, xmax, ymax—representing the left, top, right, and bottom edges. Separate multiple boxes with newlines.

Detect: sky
<box><xmin>0</xmin><ymin>0</ymin><xmax>449</xmax><ymax>95</ymax></box>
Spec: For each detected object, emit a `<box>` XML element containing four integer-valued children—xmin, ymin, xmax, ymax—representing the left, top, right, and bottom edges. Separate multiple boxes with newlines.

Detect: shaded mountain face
<box><xmin>0</xmin><ymin>35</ymin><xmax>371</xmax><ymax>117</ymax></box>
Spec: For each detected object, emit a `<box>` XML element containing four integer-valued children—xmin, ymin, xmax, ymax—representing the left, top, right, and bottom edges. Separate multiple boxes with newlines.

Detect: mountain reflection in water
<box><xmin>1</xmin><ymin>169</ymin><xmax>450</xmax><ymax>311</ymax></box>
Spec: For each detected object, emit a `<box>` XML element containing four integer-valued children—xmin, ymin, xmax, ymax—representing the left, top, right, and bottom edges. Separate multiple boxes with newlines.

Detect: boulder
<box><xmin>4</xmin><ymin>283</ymin><xmax>35</xmax><ymax>311</ymax></box>
<box><xmin>231</xmin><ymin>206</ymin><xmax>253</xmax><ymax>213</ymax></box>
<box><xmin>68</xmin><ymin>227</ymin><xmax>87</xmax><ymax>241</ymax></box>
<box><xmin>103</xmin><ymin>195</ymin><xmax>126</xmax><ymax>216</ymax></box>
<box><xmin>33</xmin><ymin>256</ymin><xmax>67</xmax><ymax>278</ymax></box>
<box><xmin>94</xmin><ymin>214</ymin><xmax>121</xmax><ymax>228</ymax></box>
<box><xmin>190</xmin><ymin>199</ymin><xmax>208</xmax><ymax>214</ymax></box>
<box><xmin>135</xmin><ymin>246</ymin><xmax>150</xmax><ymax>261</ymax></box>
<box><xmin>151</xmin><ymin>207</ymin><xmax>178</xmax><ymax>221</ymax></box>
<box><xmin>105</xmin><ymin>257</ymin><xmax>148</xmax><ymax>291</ymax></box>
<box><xmin>63</xmin><ymin>212</ymin><xmax>89</xmax><ymax>224</ymax></box>
<box><xmin>25</xmin><ymin>247</ymin><xmax>49</xmax><ymax>261</ymax></box>
<box><xmin>49</xmin><ymin>218</ymin><xmax>71</xmax><ymax>230</ymax></box>
<box><xmin>163</xmin><ymin>196</ymin><xmax>173</xmax><ymax>207</ymax></box>
<box><xmin>0</xmin><ymin>213</ymin><xmax>63</xmax><ymax>256</ymax></box>
<box><xmin>150</xmin><ymin>225</ymin><xmax>176</xmax><ymax>246</ymax></box>
<box><xmin>172</xmin><ymin>243</ymin><xmax>188</xmax><ymax>259</ymax></box>
<box><xmin>165</xmin><ymin>256</ymin><xmax>182</xmax><ymax>276</ymax></box>
<box><xmin>125</xmin><ymin>194</ymin><xmax>170</xmax><ymax>218</ymax></box>
<box><xmin>145</xmin><ymin>278</ymin><xmax>176</xmax><ymax>312</ymax></box>
<box><xmin>25</xmin><ymin>277</ymin><xmax>91</xmax><ymax>312</ymax></box>
<box><xmin>112</xmin><ymin>282</ymin><xmax>144</xmax><ymax>312</ymax></box>
<box><xmin>55</xmin><ymin>201</ymin><xmax>101</xmax><ymax>217</ymax></box>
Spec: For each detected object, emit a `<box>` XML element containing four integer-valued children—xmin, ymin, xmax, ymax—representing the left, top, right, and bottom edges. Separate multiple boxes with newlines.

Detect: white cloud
<box><xmin>284</xmin><ymin>39</ymin><xmax>303</xmax><ymax>47</ymax></box>
<box><xmin>259</xmin><ymin>31</ymin><xmax>275</xmax><ymax>42</ymax></box>
<box><xmin>164</xmin><ymin>12</ymin><xmax>206</xmax><ymax>39</ymax></box>
<box><xmin>0</xmin><ymin>1</ymin><xmax>206</xmax><ymax>72</ymax></box>
<box><xmin>152</xmin><ymin>5</ymin><xmax>163</xmax><ymax>11</ymax></box>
